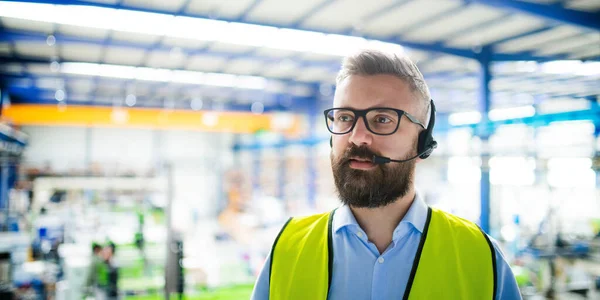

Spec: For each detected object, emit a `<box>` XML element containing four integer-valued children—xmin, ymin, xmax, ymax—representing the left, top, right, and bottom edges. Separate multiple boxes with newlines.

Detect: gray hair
<box><xmin>336</xmin><ymin>49</ymin><xmax>431</xmax><ymax>123</ymax></box>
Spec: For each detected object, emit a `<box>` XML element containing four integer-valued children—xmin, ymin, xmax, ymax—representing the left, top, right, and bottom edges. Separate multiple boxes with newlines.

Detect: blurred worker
<box><xmin>85</xmin><ymin>243</ymin><xmax>103</xmax><ymax>296</ymax></box>
<box><xmin>104</xmin><ymin>242</ymin><xmax>119</xmax><ymax>300</ymax></box>
<box><xmin>251</xmin><ymin>49</ymin><xmax>521</xmax><ymax>299</ymax></box>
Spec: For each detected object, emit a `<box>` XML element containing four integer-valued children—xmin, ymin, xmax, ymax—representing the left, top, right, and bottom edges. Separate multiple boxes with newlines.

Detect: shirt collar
<box><xmin>333</xmin><ymin>193</ymin><xmax>429</xmax><ymax>235</ymax></box>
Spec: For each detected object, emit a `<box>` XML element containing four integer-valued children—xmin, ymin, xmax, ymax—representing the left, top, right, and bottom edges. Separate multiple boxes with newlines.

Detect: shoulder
<box><xmin>280</xmin><ymin>211</ymin><xmax>333</xmax><ymax>232</ymax></box>
<box><xmin>430</xmin><ymin>208</ymin><xmax>484</xmax><ymax>233</ymax></box>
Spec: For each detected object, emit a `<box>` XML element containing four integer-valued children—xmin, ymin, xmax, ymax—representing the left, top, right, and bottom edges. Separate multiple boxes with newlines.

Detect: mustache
<box><xmin>342</xmin><ymin>145</ymin><xmax>380</xmax><ymax>162</ymax></box>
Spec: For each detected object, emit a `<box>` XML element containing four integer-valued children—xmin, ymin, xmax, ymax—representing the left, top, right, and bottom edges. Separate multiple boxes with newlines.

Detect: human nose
<box><xmin>348</xmin><ymin>115</ymin><xmax>373</xmax><ymax>146</ymax></box>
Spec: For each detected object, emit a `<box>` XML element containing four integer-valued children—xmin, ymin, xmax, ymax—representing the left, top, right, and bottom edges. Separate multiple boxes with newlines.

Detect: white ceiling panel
<box><xmin>295</xmin><ymin>67</ymin><xmax>335</xmax><ymax>82</ymax></box>
<box><xmin>57</xmin><ymin>24</ymin><xmax>109</xmax><ymax>40</ymax></box>
<box><xmin>186</xmin><ymin>55</ymin><xmax>227</xmax><ymax>71</ymax></box>
<box><xmin>146</xmin><ymin>50</ymin><xmax>186</xmax><ymax>69</ymax></box>
<box><xmin>420</xmin><ymin>56</ymin><xmax>476</xmax><ymax>73</ymax></box>
<box><xmin>111</xmin><ymin>31</ymin><xmax>162</xmax><ymax>45</ymax></box>
<box><xmin>1</xmin><ymin>17</ymin><xmax>54</xmax><ymax>34</ymax></box>
<box><xmin>15</xmin><ymin>42</ymin><xmax>58</xmax><ymax>59</ymax></box>
<box><xmin>406</xmin><ymin>50</ymin><xmax>430</xmax><ymax>64</ymax></box>
<box><xmin>162</xmin><ymin>37</ymin><xmax>209</xmax><ymax>49</ymax></box>
<box><xmin>447</xmin><ymin>15</ymin><xmax>546</xmax><ymax>47</ymax></box>
<box><xmin>569</xmin><ymin>44</ymin><xmax>600</xmax><ymax>59</ymax></box>
<box><xmin>246</xmin><ymin>0</ymin><xmax>329</xmax><ymax>25</ymax></box>
<box><xmin>403</xmin><ymin>5</ymin><xmax>504</xmax><ymax>43</ymax></box>
<box><xmin>186</xmin><ymin>0</ymin><xmax>256</xmax><ymax>19</ymax></box>
<box><xmin>261</xmin><ymin>63</ymin><xmax>298</xmax><ymax>79</ymax></box>
<box><xmin>103</xmin><ymin>47</ymin><xmax>146</xmax><ymax>65</ymax></box>
<box><xmin>208</xmin><ymin>42</ymin><xmax>255</xmax><ymax>53</ymax></box>
<box><xmin>222</xmin><ymin>59</ymin><xmax>264</xmax><ymax>75</ymax></box>
<box><xmin>254</xmin><ymin>48</ymin><xmax>297</xmax><ymax>58</ymax></box>
<box><xmin>536</xmin><ymin>33</ymin><xmax>600</xmax><ymax>56</ymax></box>
<box><xmin>361</xmin><ymin>0</ymin><xmax>463</xmax><ymax>37</ymax></box>
<box><xmin>496</xmin><ymin>26</ymin><xmax>583</xmax><ymax>53</ymax></box>
<box><xmin>300</xmin><ymin>52</ymin><xmax>340</xmax><ymax>62</ymax></box>
<box><xmin>565</xmin><ymin>0</ymin><xmax>600</xmax><ymax>12</ymax></box>
<box><xmin>60</xmin><ymin>43</ymin><xmax>104</xmax><ymax>62</ymax></box>
<box><xmin>123</xmin><ymin>0</ymin><xmax>187</xmax><ymax>12</ymax></box>
<box><xmin>302</xmin><ymin>0</ymin><xmax>396</xmax><ymax>31</ymax></box>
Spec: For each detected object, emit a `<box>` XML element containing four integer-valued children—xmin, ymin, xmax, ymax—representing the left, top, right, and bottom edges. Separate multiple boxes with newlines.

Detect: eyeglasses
<box><xmin>324</xmin><ymin>107</ymin><xmax>425</xmax><ymax>135</ymax></box>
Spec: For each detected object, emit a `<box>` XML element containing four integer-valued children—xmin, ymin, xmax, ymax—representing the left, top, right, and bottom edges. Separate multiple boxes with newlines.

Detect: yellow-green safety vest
<box><xmin>269</xmin><ymin>207</ymin><xmax>497</xmax><ymax>300</ymax></box>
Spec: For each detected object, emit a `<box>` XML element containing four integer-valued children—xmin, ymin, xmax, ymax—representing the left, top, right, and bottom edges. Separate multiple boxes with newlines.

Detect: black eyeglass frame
<box><xmin>323</xmin><ymin>107</ymin><xmax>426</xmax><ymax>136</ymax></box>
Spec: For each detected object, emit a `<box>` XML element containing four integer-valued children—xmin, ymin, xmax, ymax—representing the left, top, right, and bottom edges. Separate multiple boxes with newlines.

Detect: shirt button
<box><xmin>356</xmin><ymin>232</ymin><xmax>363</xmax><ymax>238</ymax></box>
<box><xmin>378</xmin><ymin>257</ymin><xmax>385</xmax><ymax>264</ymax></box>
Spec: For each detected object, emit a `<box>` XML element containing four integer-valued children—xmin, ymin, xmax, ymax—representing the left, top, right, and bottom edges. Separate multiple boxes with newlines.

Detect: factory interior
<box><xmin>0</xmin><ymin>0</ymin><xmax>599</xmax><ymax>299</ymax></box>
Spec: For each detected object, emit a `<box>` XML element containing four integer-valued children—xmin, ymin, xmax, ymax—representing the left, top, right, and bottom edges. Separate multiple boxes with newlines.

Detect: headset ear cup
<box><xmin>417</xmin><ymin>131</ymin><xmax>428</xmax><ymax>155</ymax></box>
<box><xmin>419</xmin><ymin>140</ymin><xmax>437</xmax><ymax>159</ymax></box>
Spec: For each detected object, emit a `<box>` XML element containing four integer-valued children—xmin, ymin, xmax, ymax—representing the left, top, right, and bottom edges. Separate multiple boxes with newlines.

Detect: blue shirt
<box><xmin>251</xmin><ymin>194</ymin><xmax>522</xmax><ymax>300</ymax></box>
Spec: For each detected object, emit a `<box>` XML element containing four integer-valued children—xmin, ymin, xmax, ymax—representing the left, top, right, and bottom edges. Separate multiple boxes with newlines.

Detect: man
<box><xmin>85</xmin><ymin>243</ymin><xmax>103</xmax><ymax>297</ymax></box>
<box><xmin>251</xmin><ymin>49</ymin><xmax>521</xmax><ymax>300</ymax></box>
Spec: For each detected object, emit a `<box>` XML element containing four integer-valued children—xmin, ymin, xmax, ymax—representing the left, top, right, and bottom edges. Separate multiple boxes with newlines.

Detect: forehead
<box><xmin>333</xmin><ymin>74</ymin><xmax>414</xmax><ymax>109</ymax></box>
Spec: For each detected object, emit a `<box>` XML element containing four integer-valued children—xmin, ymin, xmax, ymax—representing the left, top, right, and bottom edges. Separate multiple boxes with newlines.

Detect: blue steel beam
<box><xmin>236</xmin><ymin>0</ymin><xmax>263</xmax><ymax>21</ymax></box>
<box><xmin>477</xmin><ymin>45</ymin><xmax>492</xmax><ymax>234</ymax></box>
<box><xmin>0</xmin><ymin>57</ymin><xmax>329</xmax><ymax>93</ymax></box>
<box><xmin>1</xmin><ymin>56</ymin><xmax>501</xmax><ymax>91</ymax></box>
<box><xmin>474</xmin><ymin>0</ymin><xmax>600</xmax><ymax>31</ymax></box>
<box><xmin>491</xmin><ymin>25</ymin><xmax>556</xmax><ymax>45</ymax></box>
<box><xmin>1</xmin><ymin>0</ymin><xmax>572</xmax><ymax>61</ymax></box>
<box><xmin>5</xmin><ymin>69</ymin><xmax>597</xmax><ymax>113</ymax></box>
<box><xmin>0</xmin><ymin>30</ymin><xmax>342</xmax><ymax>71</ymax></box>
<box><xmin>0</xmin><ymin>0</ymin><xmax>476</xmax><ymax>59</ymax></box>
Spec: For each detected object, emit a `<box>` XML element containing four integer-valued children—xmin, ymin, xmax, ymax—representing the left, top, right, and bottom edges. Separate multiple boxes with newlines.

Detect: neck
<box><xmin>350</xmin><ymin>188</ymin><xmax>416</xmax><ymax>254</ymax></box>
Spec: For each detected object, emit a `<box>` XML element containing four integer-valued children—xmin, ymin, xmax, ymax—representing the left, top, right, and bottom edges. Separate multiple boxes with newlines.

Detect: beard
<box><xmin>331</xmin><ymin>143</ymin><xmax>416</xmax><ymax>209</ymax></box>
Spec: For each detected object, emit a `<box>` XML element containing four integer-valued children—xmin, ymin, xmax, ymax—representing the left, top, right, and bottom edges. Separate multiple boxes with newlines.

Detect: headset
<box><xmin>329</xmin><ymin>99</ymin><xmax>438</xmax><ymax>164</ymax></box>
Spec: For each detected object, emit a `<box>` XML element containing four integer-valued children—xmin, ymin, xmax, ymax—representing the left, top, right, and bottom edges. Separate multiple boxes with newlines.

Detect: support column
<box><xmin>477</xmin><ymin>46</ymin><xmax>493</xmax><ymax>234</ymax></box>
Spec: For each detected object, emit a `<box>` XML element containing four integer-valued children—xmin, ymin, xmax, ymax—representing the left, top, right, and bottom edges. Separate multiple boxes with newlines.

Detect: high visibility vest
<box><xmin>269</xmin><ymin>207</ymin><xmax>497</xmax><ymax>300</ymax></box>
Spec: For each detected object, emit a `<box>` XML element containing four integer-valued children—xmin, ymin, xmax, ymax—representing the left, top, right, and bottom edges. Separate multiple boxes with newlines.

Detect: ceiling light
<box><xmin>448</xmin><ymin>111</ymin><xmax>481</xmax><ymax>126</ymax></box>
<box><xmin>0</xmin><ymin>2</ymin><xmax>405</xmax><ymax>58</ymax></box>
<box><xmin>488</xmin><ymin>105</ymin><xmax>535</xmax><ymax>121</ymax></box>
<box><xmin>59</xmin><ymin>62</ymin><xmax>266</xmax><ymax>89</ymax></box>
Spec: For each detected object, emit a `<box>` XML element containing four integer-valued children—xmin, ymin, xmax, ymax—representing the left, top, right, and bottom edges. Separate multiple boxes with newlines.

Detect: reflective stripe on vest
<box><xmin>269</xmin><ymin>207</ymin><xmax>496</xmax><ymax>300</ymax></box>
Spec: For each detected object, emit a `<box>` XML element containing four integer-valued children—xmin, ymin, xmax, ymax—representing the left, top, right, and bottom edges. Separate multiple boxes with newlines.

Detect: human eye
<box><xmin>372</xmin><ymin>111</ymin><xmax>397</xmax><ymax>124</ymax></box>
<box><xmin>374</xmin><ymin>115</ymin><xmax>393</xmax><ymax>124</ymax></box>
<box><xmin>337</xmin><ymin>113</ymin><xmax>354</xmax><ymax>122</ymax></box>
